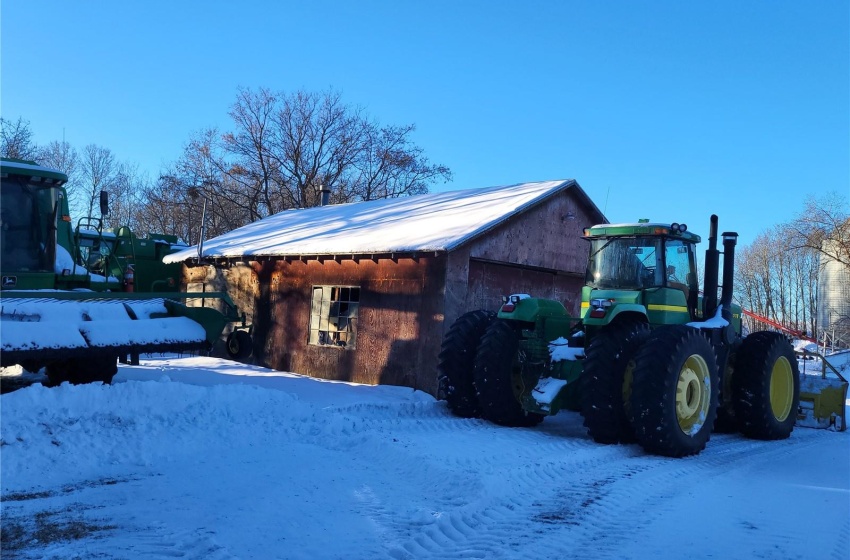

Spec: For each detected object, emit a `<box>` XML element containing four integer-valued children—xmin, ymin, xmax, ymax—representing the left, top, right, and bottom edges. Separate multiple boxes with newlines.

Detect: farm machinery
<box><xmin>0</xmin><ymin>158</ymin><xmax>251</xmax><ymax>386</ymax></box>
<box><xmin>438</xmin><ymin>215</ymin><xmax>804</xmax><ymax>458</ymax></box>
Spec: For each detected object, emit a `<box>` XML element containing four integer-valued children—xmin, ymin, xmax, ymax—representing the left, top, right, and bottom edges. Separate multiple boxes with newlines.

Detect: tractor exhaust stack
<box><xmin>720</xmin><ymin>231</ymin><xmax>738</xmax><ymax>321</ymax></box>
<box><xmin>703</xmin><ymin>215</ymin><xmax>720</xmax><ymax>319</ymax></box>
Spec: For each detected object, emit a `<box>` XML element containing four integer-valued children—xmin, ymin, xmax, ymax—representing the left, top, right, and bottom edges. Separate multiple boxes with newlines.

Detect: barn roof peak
<box><xmin>164</xmin><ymin>179</ymin><xmax>598</xmax><ymax>263</ymax></box>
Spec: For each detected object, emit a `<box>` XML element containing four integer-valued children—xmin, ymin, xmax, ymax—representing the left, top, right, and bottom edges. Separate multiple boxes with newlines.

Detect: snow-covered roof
<box><xmin>165</xmin><ymin>179</ymin><xmax>595</xmax><ymax>263</ymax></box>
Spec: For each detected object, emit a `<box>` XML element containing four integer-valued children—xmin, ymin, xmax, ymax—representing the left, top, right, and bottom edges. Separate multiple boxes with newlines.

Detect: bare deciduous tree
<box><xmin>78</xmin><ymin>144</ymin><xmax>118</xmax><ymax>221</ymax></box>
<box><xmin>266</xmin><ymin>89</ymin><xmax>369</xmax><ymax>209</ymax></box>
<box><xmin>137</xmin><ymin>176</ymin><xmax>196</xmax><ymax>244</ymax></box>
<box><xmin>735</xmin><ymin>226</ymin><xmax>819</xmax><ymax>338</ymax></box>
<box><xmin>355</xmin><ymin>123</ymin><xmax>451</xmax><ymax>201</ymax></box>
<box><xmin>787</xmin><ymin>192</ymin><xmax>850</xmax><ymax>269</ymax></box>
<box><xmin>786</xmin><ymin>193</ymin><xmax>850</xmax><ymax>348</ymax></box>
<box><xmin>39</xmin><ymin>140</ymin><xmax>80</xmax><ymax>210</ymax></box>
<box><xmin>222</xmin><ymin>87</ymin><xmax>284</xmax><ymax>219</ymax></box>
<box><xmin>157</xmin><ymin>128</ymin><xmax>255</xmax><ymax>242</ymax></box>
<box><xmin>736</xmin><ymin>193</ymin><xmax>849</xmax><ymax>348</ymax></box>
<box><xmin>0</xmin><ymin>117</ymin><xmax>39</xmax><ymax>160</ymax></box>
<box><xmin>105</xmin><ymin>161</ymin><xmax>149</xmax><ymax>233</ymax></box>
<box><xmin>148</xmin><ymin>87</ymin><xmax>452</xmax><ymax>244</ymax></box>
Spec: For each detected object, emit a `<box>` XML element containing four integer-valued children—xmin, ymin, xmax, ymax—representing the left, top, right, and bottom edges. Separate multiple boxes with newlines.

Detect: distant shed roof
<box><xmin>164</xmin><ymin>179</ymin><xmax>599</xmax><ymax>263</ymax></box>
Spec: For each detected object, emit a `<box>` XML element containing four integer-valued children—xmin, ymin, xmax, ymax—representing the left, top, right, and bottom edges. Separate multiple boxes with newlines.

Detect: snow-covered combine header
<box><xmin>0</xmin><ymin>158</ymin><xmax>249</xmax><ymax>384</ymax></box>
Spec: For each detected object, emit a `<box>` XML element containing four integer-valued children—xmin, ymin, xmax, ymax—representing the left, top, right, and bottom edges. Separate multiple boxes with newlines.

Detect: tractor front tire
<box><xmin>581</xmin><ymin>320</ymin><xmax>650</xmax><ymax>444</ymax></box>
<box><xmin>630</xmin><ymin>325</ymin><xmax>719</xmax><ymax>458</ymax></box>
<box><xmin>437</xmin><ymin>310</ymin><xmax>496</xmax><ymax>418</ymax></box>
<box><xmin>226</xmin><ymin>330</ymin><xmax>254</xmax><ymax>361</ymax></box>
<box><xmin>473</xmin><ymin>320</ymin><xmax>544</xmax><ymax>427</ymax></box>
<box><xmin>732</xmin><ymin>331</ymin><xmax>799</xmax><ymax>440</ymax></box>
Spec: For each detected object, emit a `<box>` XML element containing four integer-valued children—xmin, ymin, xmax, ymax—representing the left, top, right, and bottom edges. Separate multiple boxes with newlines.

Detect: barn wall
<box><xmin>466</xmin><ymin>189</ymin><xmax>595</xmax><ymax>273</ymax></box>
<box><xmin>187</xmin><ymin>255</ymin><xmax>449</xmax><ymax>395</ymax></box>
<box><xmin>443</xmin><ymin>189</ymin><xmax>598</xmax><ymax>327</ymax></box>
<box><xmin>466</xmin><ymin>261</ymin><xmax>584</xmax><ymax>316</ymax></box>
<box><xmin>183</xmin><ymin>263</ymin><xmax>259</xmax><ymax>342</ymax></box>
<box><xmin>444</xmin><ymin>246</ymin><xmax>473</xmax><ymax>327</ymax></box>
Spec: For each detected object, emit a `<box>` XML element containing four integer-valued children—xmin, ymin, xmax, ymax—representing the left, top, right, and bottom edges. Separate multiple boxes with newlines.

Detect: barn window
<box><xmin>309</xmin><ymin>286</ymin><xmax>360</xmax><ymax>348</ymax></box>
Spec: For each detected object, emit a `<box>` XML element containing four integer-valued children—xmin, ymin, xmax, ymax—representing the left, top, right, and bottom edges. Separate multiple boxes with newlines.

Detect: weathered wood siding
<box><xmin>465</xmin><ymin>260</ymin><xmax>584</xmax><ymax>316</ymax></box>
<box><xmin>184</xmin><ymin>263</ymin><xmax>258</xmax><ymax>338</ymax></box>
<box><xmin>467</xmin><ymin>189</ymin><xmax>592</xmax><ymax>273</ymax></box>
<box><xmin>443</xmin><ymin>189</ymin><xmax>600</xmax><ymax>327</ymax></box>
<box><xmin>188</xmin><ymin>255</ymin><xmax>448</xmax><ymax>394</ymax></box>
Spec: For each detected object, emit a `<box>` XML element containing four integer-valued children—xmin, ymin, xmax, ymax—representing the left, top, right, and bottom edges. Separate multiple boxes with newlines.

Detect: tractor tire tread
<box><xmin>437</xmin><ymin>310</ymin><xmax>496</xmax><ymax>418</ymax></box>
<box><xmin>581</xmin><ymin>320</ymin><xmax>650</xmax><ymax>444</ymax></box>
<box><xmin>473</xmin><ymin>320</ymin><xmax>544</xmax><ymax>427</ymax></box>
<box><xmin>630</xmin><ymin>325</ymin><xmax>719</xmax><ymax>458</ymax></box>
<box><xmin>732</xmin><ymin>331</ymin><xmax>799</xmax><ymax>440</ymax></box>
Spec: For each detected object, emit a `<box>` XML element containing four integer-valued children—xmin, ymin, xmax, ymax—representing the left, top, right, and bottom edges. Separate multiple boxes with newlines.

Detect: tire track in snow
<box><xmin>5</xmin><ymin>376</ymin><xmax>844</xmax><ymax>559</ymax></box>
<box><xmin>96</xmin><ymin>524</ymin><xmax>238</xmax><ymax>560</ymax></box>
<box><xmin>829</xmin><ymin>516</ymin><xmax>850</xmax><ymax>560</ymax></box>
<box><xmin>355</xmin><ymin>447</ymin><xmax>652</xmax><ymax>560</ymax></box>
<box><xmin>541</xmin><ymin>432</ymin><xmax>841</xmax><ymax>560</ymax></box>
<box><xmin>333</xmin><ymin>401</ymin><xmax>845</xmax><ymax>560</ymax></box>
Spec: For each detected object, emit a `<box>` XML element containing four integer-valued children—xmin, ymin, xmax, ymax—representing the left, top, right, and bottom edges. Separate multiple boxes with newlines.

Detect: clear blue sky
<box><xmin>2</xmin><ymin>1</ymin><xmax>848</xmax><ymax>245</ymax></box>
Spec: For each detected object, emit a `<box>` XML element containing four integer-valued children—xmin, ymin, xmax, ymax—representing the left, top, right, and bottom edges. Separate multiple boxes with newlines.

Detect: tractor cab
<box><xmin>74</xmin><ymin>224</ymin><xmax>118</xmax><ymax>278</ymax></box>
<box><xmin>0</xmin><ymin>159</ymin><xmax>68</xmax><ymax>289</ymax></box>
<box><xmin>581</xmin><ymin>222</ymin><xmax>701</xmax><ymax>326</ymax></box>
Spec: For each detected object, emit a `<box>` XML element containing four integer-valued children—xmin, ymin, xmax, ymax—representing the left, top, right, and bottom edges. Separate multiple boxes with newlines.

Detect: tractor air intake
<box><xmin>720</xmin><ymin>231</ymin><xmax>738</xmax><ymax>321</ymax></box>
<box><xmin>703</xmin><ymin>215</ymin><xmax>720</xmax><ymax>320</ymax></box>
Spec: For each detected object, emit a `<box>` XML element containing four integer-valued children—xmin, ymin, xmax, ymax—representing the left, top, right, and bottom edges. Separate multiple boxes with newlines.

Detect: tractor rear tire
<box><xmin>473</xmin><ymin>320</ymin><xmax>544</xmax><ymax>427</ymax></box>
<box><xmin>437</xmin><ymin>310</ymin><xmax>496</xmax><ymax>418</ymax></box>
<box><xmin>46</xmin><ymin>355</ymin><xmax>118</xmax><ymax>386</ymax></box>
<box><xmin>226</xmin><ymin>330</ymin><xmax>254</xmax><ymax>361</ymax></box>
<box><xmin>732</xmin><ymin>331</ymin><xmax>799</xmax><ymax>440</ymax></box>
<box><xmin>581</xmin><ymin>320</ymin><xmax>650</xmax><ymax>444</ymax></box>
<box><xmin>713</xmin><ymin>342</ymin><xmax>742</xmax><ymax>434</ymax></box>
<box><xmin>630</xmin><ymin>325</ymin><xmax>719</xmax><ymax>458</ymax></box>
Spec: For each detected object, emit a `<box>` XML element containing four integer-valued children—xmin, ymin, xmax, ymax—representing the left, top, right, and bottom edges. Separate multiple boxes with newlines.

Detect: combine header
<box><xmin>1</xmin><ymin>158</ymin><xmax>249</xmax><ymax>385</ymax></box>
<box><xmin>439</xmin><ymin>215</ymin><xmax>804</xmax><ymax>458</ymax></box>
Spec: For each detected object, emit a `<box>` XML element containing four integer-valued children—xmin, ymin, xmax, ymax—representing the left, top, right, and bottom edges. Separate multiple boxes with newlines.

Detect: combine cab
<box><xmin>1</xmin><ymin>158</ymin><xmax>250</xmax><ymax>385</ymax></box>
<box><xmin>438</xmin><ymin>215</ymin><xmax>802</xmax><ymax>458</ymax></box>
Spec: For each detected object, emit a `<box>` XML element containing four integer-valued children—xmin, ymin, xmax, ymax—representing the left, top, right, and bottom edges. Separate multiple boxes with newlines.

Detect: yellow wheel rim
<box><xmin>769</xmin><ymin>356</ymin><xmax>794</xmax><ymax>422</ymax></box>
<box><xmin>676</xmin><ymin>354</ymin><xmax>711</xmax><ymax>435</ymax></box>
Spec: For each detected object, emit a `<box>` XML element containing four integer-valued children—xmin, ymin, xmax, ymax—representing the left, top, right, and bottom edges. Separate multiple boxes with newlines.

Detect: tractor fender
<box><xmin>582</xmin><ymin>303</ymin><xmax>647</xmax><ymax>328</ymax></box>
<box><xmin>497</xmin><ymin>297</ymin><xmax>568</xmax><ymax>322</ymax></box>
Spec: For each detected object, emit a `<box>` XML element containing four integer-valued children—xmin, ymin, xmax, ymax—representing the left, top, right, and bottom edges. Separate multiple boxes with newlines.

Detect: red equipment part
<box><xmin>124</xmin><ymin>264</ymin><xmax>135</xmax><ymax>293</ymax></box>
<box><xmin>741</xmin><ymin>308</ymin><xmax>817</xmax><ymax>343</ymax></box>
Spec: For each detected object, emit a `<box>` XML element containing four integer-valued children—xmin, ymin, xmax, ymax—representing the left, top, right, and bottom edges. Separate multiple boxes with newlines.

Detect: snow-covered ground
<box><xmin>1</xmin><ymin>356</ymin><xmax>848</xmax><ymax>560</ymax></box>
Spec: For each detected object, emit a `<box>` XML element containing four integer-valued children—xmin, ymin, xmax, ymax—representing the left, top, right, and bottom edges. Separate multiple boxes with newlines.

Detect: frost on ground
<box><xmin>1</xmin><ymin>356</ymin><xmax>848</xmax><ymax>560</ymax></box>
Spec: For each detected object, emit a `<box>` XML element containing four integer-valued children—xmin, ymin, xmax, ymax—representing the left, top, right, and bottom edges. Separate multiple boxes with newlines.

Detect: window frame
<box><xmin>308</xmin><ymin>285</ymin><xmax>360</xmax><ymax>349</ymax></box>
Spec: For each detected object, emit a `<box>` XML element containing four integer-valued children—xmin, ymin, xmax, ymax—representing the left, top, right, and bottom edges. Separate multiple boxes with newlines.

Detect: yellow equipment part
<box><xmin>796</xmin><ymin>351</ymin><xmax>848</xmax><ymax>432</ymax></box>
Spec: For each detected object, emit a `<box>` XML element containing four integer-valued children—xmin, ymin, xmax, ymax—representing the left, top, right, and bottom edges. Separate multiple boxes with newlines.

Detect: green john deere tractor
<box><xmin>437</xmin><ymin>215</ymin><xmax>800</xmax><ymax>458</ymax></box>
<box><xmin>1</xmin><ymin>158</ymin><xmax>252</xmax><ymax>386</ymax></box>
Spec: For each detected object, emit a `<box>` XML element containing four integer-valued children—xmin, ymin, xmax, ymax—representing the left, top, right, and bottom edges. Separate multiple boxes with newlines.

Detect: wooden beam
<box><xmin>469</xmin><ymin>256</ymin><xmax>584</xmax><ymax>278</ymax></box>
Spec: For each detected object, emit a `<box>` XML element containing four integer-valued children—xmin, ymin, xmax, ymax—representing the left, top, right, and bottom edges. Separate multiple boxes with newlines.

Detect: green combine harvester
<box><xmin>438</xmin><ymin>215</ymin><xmax>826</xmax><ymax>458</ymax></box>
<box><xmin>0</xmin><ymin>158</ymin><xmax>251</xmax><ymax>385</ymax></box>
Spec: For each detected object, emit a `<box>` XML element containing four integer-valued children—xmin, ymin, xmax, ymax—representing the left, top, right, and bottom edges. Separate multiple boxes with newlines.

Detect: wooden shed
<box><xmin>164</xmin><ymin>180</ymin><xmax>605</xmax><ymax>395</ymax></box>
